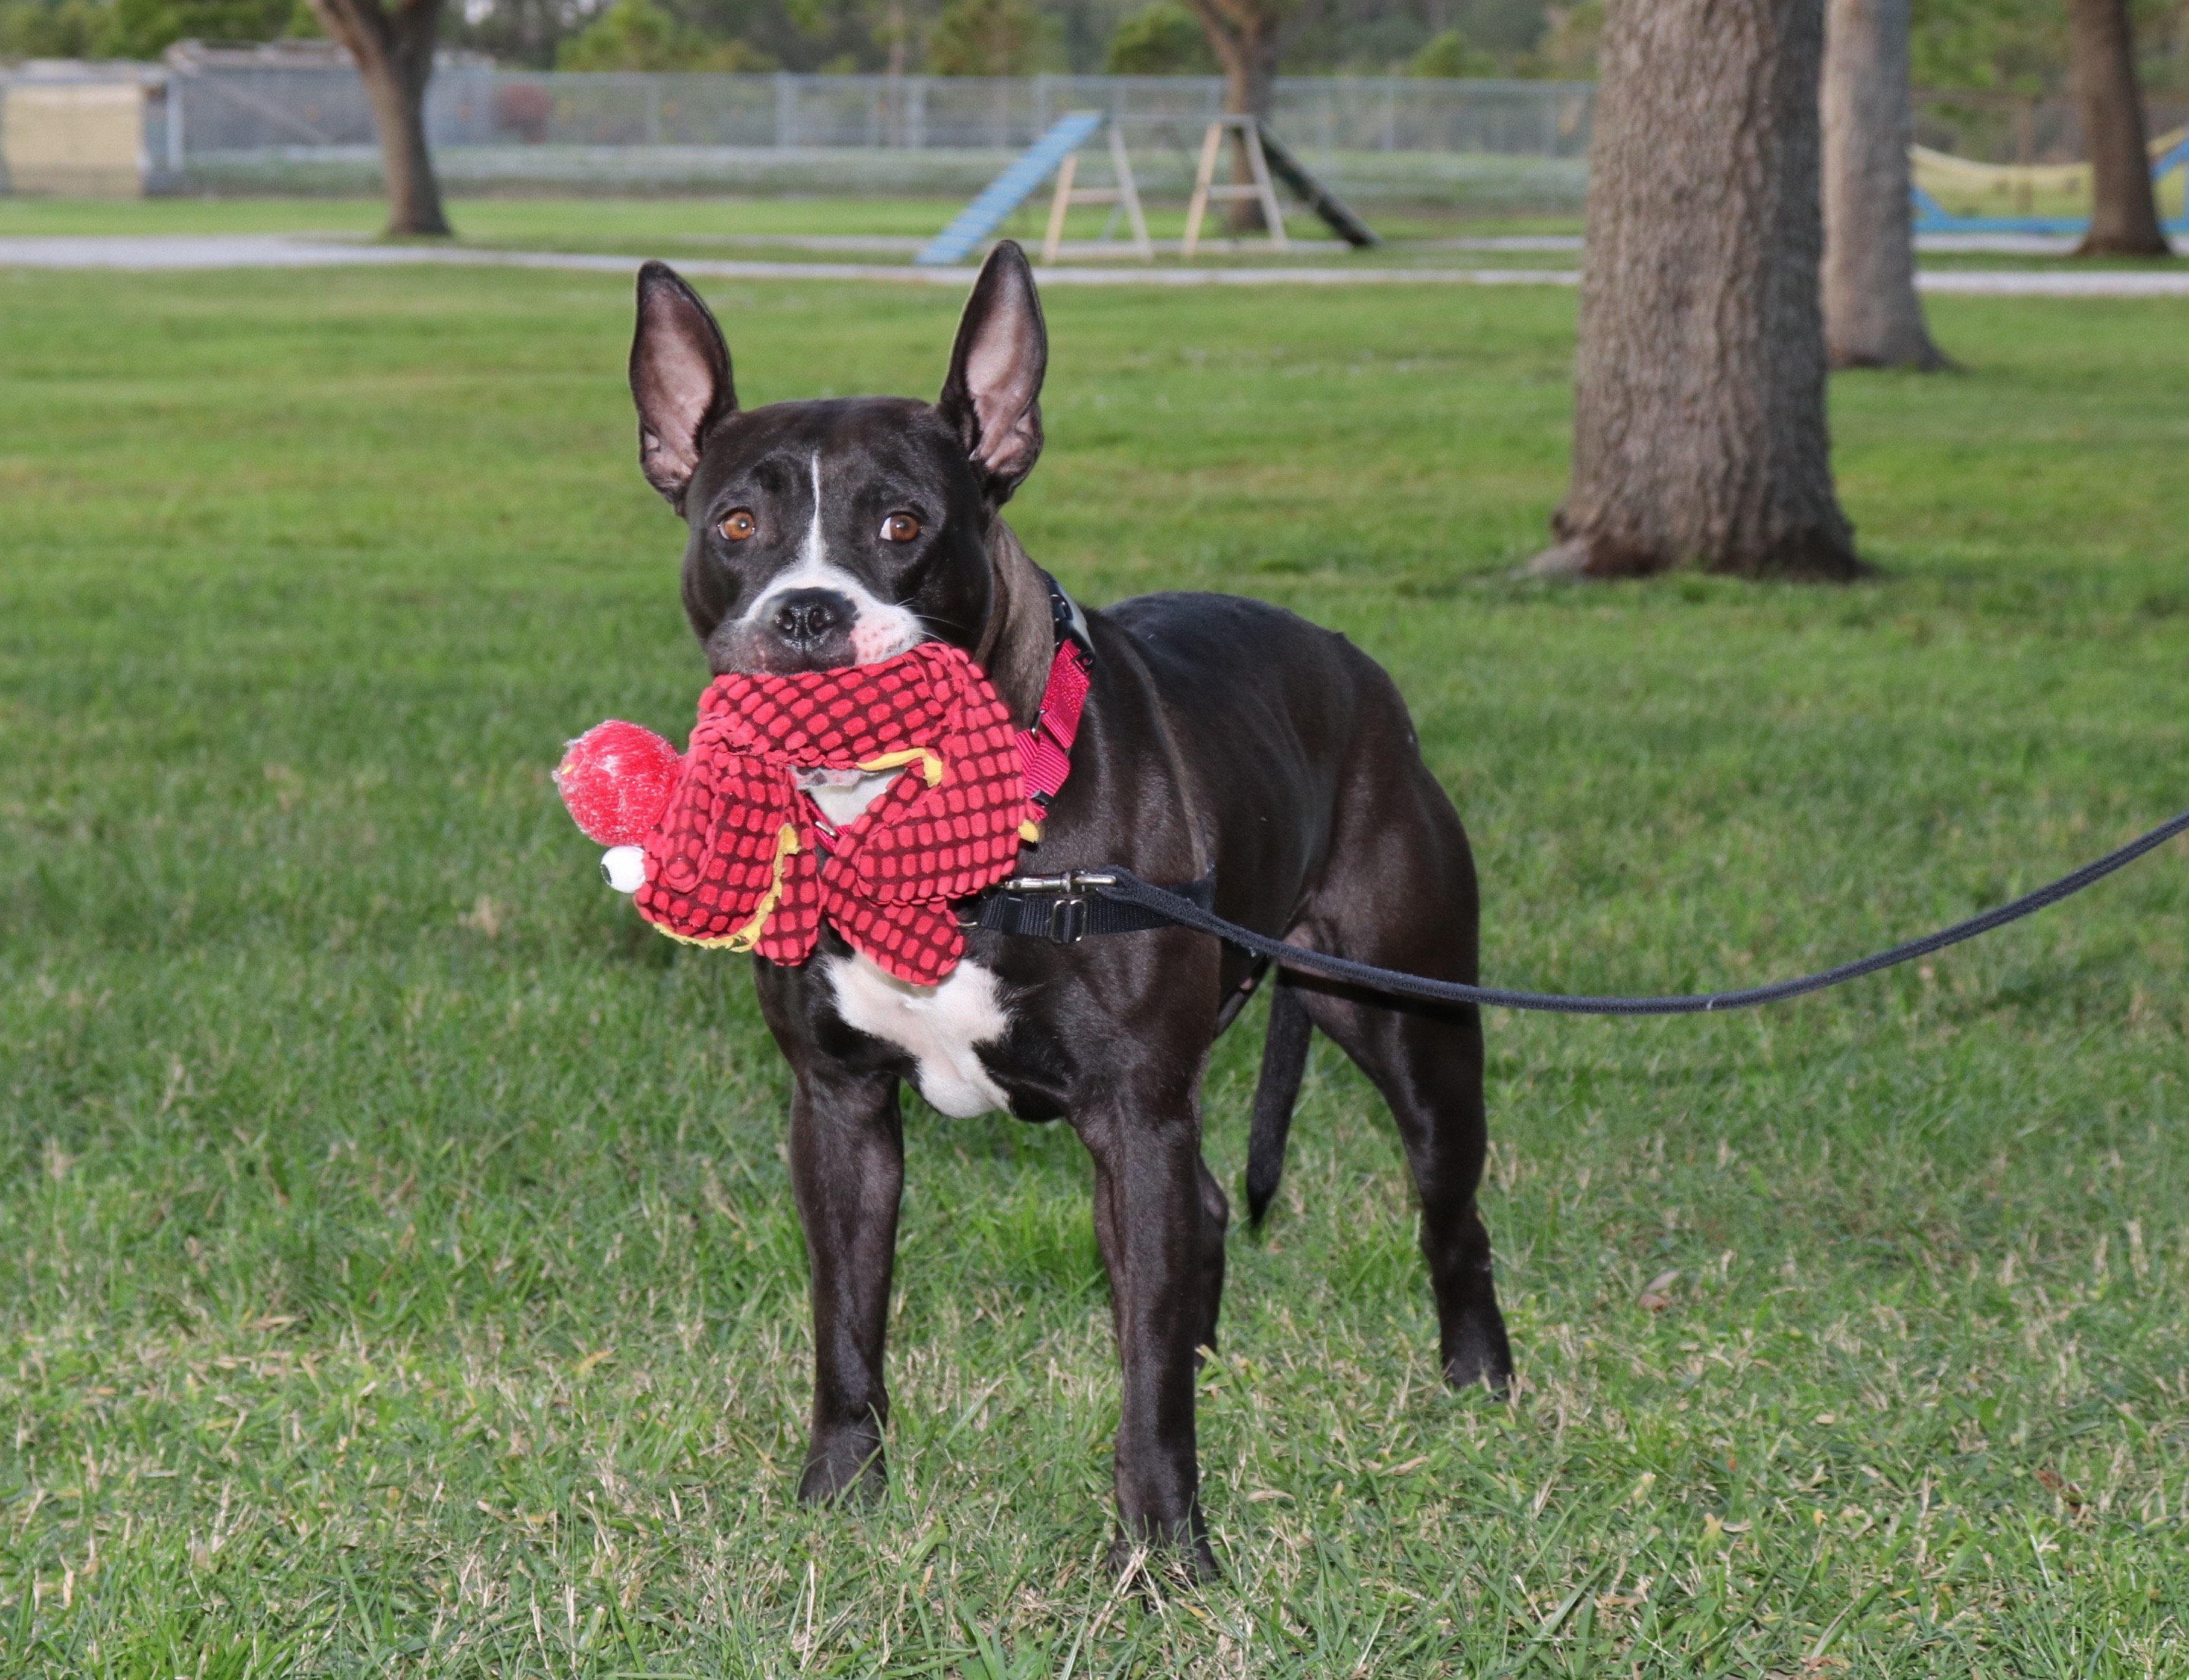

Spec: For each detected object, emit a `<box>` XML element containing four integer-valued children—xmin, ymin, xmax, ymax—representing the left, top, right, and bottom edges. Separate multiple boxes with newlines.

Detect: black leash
<box><xmin>992</xmin><ymin>806</ymin><xmax>2189</xmax><ymax>1015</ymax></box>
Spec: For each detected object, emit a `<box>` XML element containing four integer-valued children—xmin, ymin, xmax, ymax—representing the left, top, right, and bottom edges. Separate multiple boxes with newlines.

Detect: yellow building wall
<box><xmin>2</xmin><ymin>83</ymin><xmax>147</xmax><ymax>197</ymax></box>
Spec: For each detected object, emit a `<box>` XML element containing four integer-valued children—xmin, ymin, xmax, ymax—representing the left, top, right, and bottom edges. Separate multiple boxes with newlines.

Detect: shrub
<box><xmin>1104</xmin><ymin>1</ymin><xmax>1213</xmax><ymax>75</ymax></box>
<box><xmin>926</xmin><ymin>0</ymin><xmax>1054</xmax><ymax>75</ymax></box>
<box><xmin>554</xmin><ymin>0</ymin><xmax>773</xmax><ymax>71</ymax></box>
<box><xmin>1408</xmin><ymin>27</ymin><xmax>1496</xmax><ymax>77</ymax></box>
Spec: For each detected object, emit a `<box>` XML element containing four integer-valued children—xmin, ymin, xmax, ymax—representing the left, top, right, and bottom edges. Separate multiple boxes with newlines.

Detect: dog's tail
<box><xmin>1245</xmin><ymin>979</ymin><xmax>1312</xmax><ymax>1224</ymax></box>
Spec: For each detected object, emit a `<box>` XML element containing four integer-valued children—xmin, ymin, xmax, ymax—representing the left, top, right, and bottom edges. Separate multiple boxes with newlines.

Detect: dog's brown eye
<box><xmin>881</xmin><ymin>513</ymin><xmax>920</xmax><ymax>543</ymax></box>
<box><xmin>718</xmin><ymin>510</ymin><xmax>755</xmax><ymax>541</ymax></box>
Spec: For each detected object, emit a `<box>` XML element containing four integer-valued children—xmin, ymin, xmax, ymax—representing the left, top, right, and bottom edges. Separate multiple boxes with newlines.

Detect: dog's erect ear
<box><xmin>631</xmin><ymin>261</ymin><xmax>735</xmax><ymax>511</ymax></box>
<box><xmin>937</xmin><ymin>241</ymin><xmax>1047</xmax><ymax>503</ymax></box>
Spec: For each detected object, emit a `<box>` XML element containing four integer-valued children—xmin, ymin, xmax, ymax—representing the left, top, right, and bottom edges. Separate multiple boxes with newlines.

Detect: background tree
<box><xmin>1407</xmin><ymin>26</ymin><xmax>1495</xmax><ymax>72</ymax></box>
<box><xmin>1181</xmin><ymin>0</ymin><xmax>1310</xmax><ymax>123</ymax></box>
<box><xmin>557</xmin><ymin>0</ymin><xmax>776</xmax><ymax>65</ymax></box>
<box><xmin>386</xmin><ymin>0</ymin><xmax>1625</xmax><ymax>75</ymax></box>
<box><xmin>1521</xmin><ymin>0</ymin><xmax>1604</xmax><ymax>75</ymax></box>
<box><xmin>2065</xmin><ymin>0</ymin><xmax>2169</xmax><ymax>255</ymax></box>
<box><xmin>0</xmin><ymin>0</ymin><xmax>295</xmax><ymax>59</ymax></box>
<box><xmin>307</xmin><ymin>0</ymin><xmax>452</xmax><ymax>236</ymax></box>
<box><xmin>1182</xmin><ymin>0</ymin><xmax>1323</xmax><ymax>225</ymax></box>
<box><xmin>1528</xmin><ymin>0</ymin><xmax>1861</xmax><ymax>580</ymax></box>
<box><xmin>1104</xmin><ymin>0</ymin><xmax>1214</xmax><ymax>68</ymax></box>
<box><xmin>927</xmin><ymin>0</ymin><xmax>1052</xmax><ymax>70</ymax></box>
<box><xmin>1908</xmin><ymin>0</ymin><xmax>2064</xmax><ymax>91</ymax></box>
<box><xmin>558</xmin><ymin>0</ymin><xmax>694</xmax><ymax>65</ymax></box>
<box><xmin>442</xmin><ymin>0</ymin><xmax>570</xmax><ymax>66</ymax></box>
<box><xmin>1821</xmin><ymin>0</ymin><xmax>1947</xmax><ymax>367</ymax></box>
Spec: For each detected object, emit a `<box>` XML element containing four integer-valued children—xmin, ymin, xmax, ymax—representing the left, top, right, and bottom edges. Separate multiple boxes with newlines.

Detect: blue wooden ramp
<box><xmin>914</xmin><ymin>111</ymin><xmax>1105</xmax><ymax>267</ymax></box>
<box><xmin>1912</xmin><ymin>136</ymin><xmax>2189</xmax><ymax>237</ymax></box>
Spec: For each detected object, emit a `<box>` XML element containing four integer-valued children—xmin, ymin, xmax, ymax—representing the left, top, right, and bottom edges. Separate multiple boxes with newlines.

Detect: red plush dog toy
<box><xmin>556</xmin><ymin>642</ymin><xmax>1044</xmax><ymax>983</ymax></box>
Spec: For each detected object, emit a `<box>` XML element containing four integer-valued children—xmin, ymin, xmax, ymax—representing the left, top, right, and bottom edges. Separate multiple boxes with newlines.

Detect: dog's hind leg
<box><xmin>1291</xmin><ymin>744</ymin><xmax>1513</xmax><ymax>1394</ymax></box>
<box><xmin>1302</xmin><ymin>983</ymin><xmax>1511</xmax><ymax>1393</ymax></box>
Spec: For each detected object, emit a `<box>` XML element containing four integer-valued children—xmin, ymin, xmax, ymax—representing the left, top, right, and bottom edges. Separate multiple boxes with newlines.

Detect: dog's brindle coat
<box><xmin>629</xmin><ymin>243</ymin><xmax>1511</xmax><ymax>1576</ymax></box>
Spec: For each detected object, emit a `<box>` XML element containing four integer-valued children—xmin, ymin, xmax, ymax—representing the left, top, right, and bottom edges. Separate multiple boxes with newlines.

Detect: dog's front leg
<box><xmin>787</xmin><ymin>1063</ymin><xmax>904</xmax><ymax>1505</ymax></box>
<box><xmin>1078</xmin><ymin>1097</ymin><xmax>1218</xmax><ymax>1580</ymax></box>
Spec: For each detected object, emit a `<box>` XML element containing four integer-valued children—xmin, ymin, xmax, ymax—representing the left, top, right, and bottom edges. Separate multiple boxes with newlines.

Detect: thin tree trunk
<box><xmin>1187</xmin><ymin>0</ymin><xmax>1312</xmax><ymax>232</ymax></box>
<box><xmin>1527</xmin><ymin>0</ymin><xmax>1860</xmax><ymax>581</ymax></box>
<box><xmin>1821</xmin><ymin>0</ymin><xmax>1946</xmax><ymax>368</ymax></box>
<box><xmin>310</xmin><ymin>0</ymin><xmax>453</xmax><ymax>237</ymax></box>
<box><xmin>1222</xmin><ymin>43</ymin><xmax>1276</xmax><ymax>230</ymax></box>
<box><xmin>364</xmin><ymin>48</ymin><xmax>446</xmax><ymax>236</ymax></box>
<box><xmin>2066</xmin><ymin>0</ymin><xmax>2168</xmax><ymax>256</ymax></box>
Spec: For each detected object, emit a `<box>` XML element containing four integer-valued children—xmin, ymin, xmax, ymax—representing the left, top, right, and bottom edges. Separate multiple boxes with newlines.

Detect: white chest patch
<box><xmin>796</xmin><ymin>765</ymin><xmax>903</xmax><ymax>827</ymax></box>
<box><xmin>823</xmin><ymin>951</ymin><xmax>1012</xmax><ymax>1119</ymax></box>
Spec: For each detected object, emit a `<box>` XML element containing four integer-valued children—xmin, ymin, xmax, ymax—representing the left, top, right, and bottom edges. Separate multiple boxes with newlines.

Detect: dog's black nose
<box><xmin>770</xmin><ymin>589</ymin><xmax>852</xmax><ymax>650</ymax></box>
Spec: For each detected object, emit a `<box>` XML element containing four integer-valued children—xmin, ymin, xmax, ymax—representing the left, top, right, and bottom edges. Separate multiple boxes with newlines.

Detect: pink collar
<box><xmin>1014</xmin><ymin>576</ymin><xmax>1093</xmax><ymax>829</ymax></box>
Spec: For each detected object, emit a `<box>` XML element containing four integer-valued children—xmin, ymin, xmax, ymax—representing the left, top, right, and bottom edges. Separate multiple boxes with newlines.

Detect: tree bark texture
<box><xmin>2065</xmin><ymin>0</ymin><xmax>2168</xmax><ymax>256</ymax></box>
<box><xmin>1186</xmin><ymin>0</ymin><xmax>1305</xmax><ymax>230</ymax></box>
<box><xmin>1539</xmin><ymin>0</ymin><xmax>1860</xmax><ymax>580</ymax></box>
<box><xmin>308</xmin><ymin>0</ymin><xmax>452</xmax><ymax>237</ymax></box>
<box><xmin>1820</xmin><ymin>0</ymin><xmax>1946</xmax><ymax>369</ymax></box>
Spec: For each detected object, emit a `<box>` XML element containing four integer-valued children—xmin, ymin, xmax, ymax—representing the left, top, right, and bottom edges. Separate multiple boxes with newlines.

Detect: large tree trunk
<box><xmin>1820</xmin><ymin>0</ymin><xmax>1946</xmax><ymax>369</ymax></box>
<box><xmin>310</xmin><ymin>0</ymin><xmax>453</xmax><ymax>237</ymax></box>
<box><xmin>2066</xmin><ymin>0</ymin><xmax>2168</xmax><ymax>256</ymax></box>
<box><xmin>1529</xmin><ymin>0</ymin><xmax>1860</xmax><ymax>581</ymax></box>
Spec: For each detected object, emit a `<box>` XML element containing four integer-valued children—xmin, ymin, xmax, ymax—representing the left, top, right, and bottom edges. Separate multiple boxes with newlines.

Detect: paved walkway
<box><xmin>2</xmin><ymin>233</ymin><xmax>2186</xmax><ymax>294</ymax></box>
<box><xmin>1913</xmin><ymin>268</ymin><xmax>2189</xmax><ymax>295</ymax></box>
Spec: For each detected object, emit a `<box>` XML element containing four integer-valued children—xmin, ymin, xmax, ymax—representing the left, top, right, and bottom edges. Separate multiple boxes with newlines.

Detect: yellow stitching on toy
<box><xmin>651</xmin><ymin>823</ymin><xmax>801</xmax><ymax>951</ymax></box>
<box><xmin>856</xmin><ymin>746</ymin><xmax>945</xmax><ymax>787</ymax></box>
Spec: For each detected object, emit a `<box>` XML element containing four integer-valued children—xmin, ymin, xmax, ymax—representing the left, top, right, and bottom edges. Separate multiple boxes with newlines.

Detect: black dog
<box><xmin>627</xmin><ymin>242</ymin><xmax>1511</xmax><ymax>1575</ymax></box>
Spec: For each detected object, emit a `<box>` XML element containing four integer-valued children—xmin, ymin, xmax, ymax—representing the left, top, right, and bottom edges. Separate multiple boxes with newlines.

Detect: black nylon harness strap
<box><xmin>1064</xmin><ymin>806</ymin><xmax>2189</xmax><ymax>1015</ymax></box>
<box><xmin>971</xmin><ymin>873</ymin><xmax>1215</xmax><ymax>942</ymax></box>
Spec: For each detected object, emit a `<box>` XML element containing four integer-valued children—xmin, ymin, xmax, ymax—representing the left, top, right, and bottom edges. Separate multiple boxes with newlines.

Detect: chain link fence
<box><xmin>1912</xmin><ymin>91</ymin><xmax>2189</xmax><ymax>167</ymax></box>
<box><xmin>11</xmin><ymin>62</ymin><xmax>2183</xmax><ymax>214</ymax></box>
<box><xmin>155</xmin><ymin>68</ymin><xmax>1594</xmax><ymax>208</ymax></box>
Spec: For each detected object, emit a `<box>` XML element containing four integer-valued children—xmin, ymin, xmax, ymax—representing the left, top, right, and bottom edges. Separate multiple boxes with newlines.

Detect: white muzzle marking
<box><xmin>744</xmin><ymin>453</ymin><xmax>924</xmax><ymax>667</ymax></box>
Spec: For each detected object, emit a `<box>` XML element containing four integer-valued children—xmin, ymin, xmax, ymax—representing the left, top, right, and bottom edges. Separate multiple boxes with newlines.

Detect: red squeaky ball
<box><xmin>555</xmin><ymin>720</ymin><xmax>683</xmax><ymax>846</ymax></box>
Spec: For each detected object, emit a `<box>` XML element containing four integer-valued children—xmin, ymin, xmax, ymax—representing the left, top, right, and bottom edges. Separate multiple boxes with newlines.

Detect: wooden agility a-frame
<box><xmin>1036</xmin><ymin>113</ymin><xmax>1379</xmax><ymax>263</ymax></box>
<box><xmin>1040</xmin><ymin>119</ymin><xmax>1155</xmax><ymax>263</ymax></box>
<box><xmin>1180</xmin><ymin>113</ymin><xmax>1290</xmax><ymax>257</ymax></box>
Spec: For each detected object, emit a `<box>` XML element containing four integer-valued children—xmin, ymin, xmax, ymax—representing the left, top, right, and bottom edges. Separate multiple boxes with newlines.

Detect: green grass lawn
<box><xmin>0</xmin><ymin>195</ymin><xmax>969</xmax><ymax>241</ymax></box>
<box><xmin>0</xmin><ymin>195</ymin><xmax>1575</xmax><ymax>254</ymax></box>
<box><xmin>13</xmin><ymin>192</ymin><xmax>2186</xmax><ymax>276</ymax></box>
<box><xmin>2</xmin><ymin>262</ymin><xmax>2186</xmax><ymax>1675</ymax></box>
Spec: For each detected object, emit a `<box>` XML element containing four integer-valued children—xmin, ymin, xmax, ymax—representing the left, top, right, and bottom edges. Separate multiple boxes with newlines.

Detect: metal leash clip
<box><xmin>997</xmin><ymin>870</ymin><xmax>1119</xmax><ymax>943</ymax></box>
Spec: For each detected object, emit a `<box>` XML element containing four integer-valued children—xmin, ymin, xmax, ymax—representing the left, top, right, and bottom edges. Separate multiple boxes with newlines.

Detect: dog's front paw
<box><xmin>1108</xmin><ymin>1522</ymin><xmax>1219</xmax><ymax>1586</ymax></box>
<box><xmin>798</xmin><ymin>1429</ymin><xmax>887</xmax><ymax>1507</ymax></box>
<box><xmin>1442</xmin><ymin>1332</ymin><xmax>1514</xmax><ymax>1398</ymax></box>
